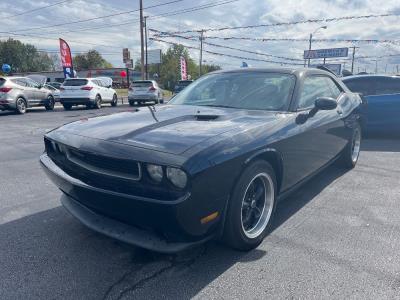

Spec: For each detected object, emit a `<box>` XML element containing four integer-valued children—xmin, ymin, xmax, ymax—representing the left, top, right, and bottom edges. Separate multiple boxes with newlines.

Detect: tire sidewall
<box><xmin>46</xmin><ymin>96</ymin><xmax>54</xmax><ymax>110</ymax></box>
<box><xmin>342</xmin><ymin>123</ymin><xmax>362</xmax><ymax>168</ymax></box>
<box><xmin>224</xmin><ymin>160</ymin><xmax>277</xmax><ymax>250</ymax></box>
<box><xmin>111</xmin><ymin>94</ymin><xmax>118</xmax><ymax>106</ymax></box>
<box><xmin>94</xmin><ymin>95</ymin><xmax>102</xmax><ymax>109</ymax></box>
<box><xmin>16</xmin><ymin>98</ymin><xmax>27</xmax><ymax>114</ymax></box>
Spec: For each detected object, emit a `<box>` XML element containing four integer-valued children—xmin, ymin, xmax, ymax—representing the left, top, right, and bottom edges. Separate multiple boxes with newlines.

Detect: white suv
<box><xmin>60</xmin><ymin>77</ymin><xmax>118</xmax><ymax>110</ymax></box>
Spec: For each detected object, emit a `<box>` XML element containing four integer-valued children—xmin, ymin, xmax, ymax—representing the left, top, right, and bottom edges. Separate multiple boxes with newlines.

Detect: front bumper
<box><xmin>39</xmin><ymin>153</ymin><xmax>218</xmax><ymax>252</ymax></box>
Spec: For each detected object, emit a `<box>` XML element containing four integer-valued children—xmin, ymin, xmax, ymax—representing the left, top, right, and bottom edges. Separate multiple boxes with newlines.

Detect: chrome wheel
<box><xmin>16</xmin><ymin>98</ymin><xmax>26</xmax><ymax>114</ymax></box>
<box><xmin>351</xmin><ymin>127</ymin><xmax>361</xmax><ymax>163</ymax></box>
<box><xmin>241</xmin><ymin>173</ymin><xmax>275</xmax><ymax>239</ymax></box>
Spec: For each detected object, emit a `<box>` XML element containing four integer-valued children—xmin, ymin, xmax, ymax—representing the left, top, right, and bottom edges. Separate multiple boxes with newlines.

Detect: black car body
<box><xmin>40</xmin><ymin>68</ymin><xmax>362</xmax><ymax>253</ymax></box>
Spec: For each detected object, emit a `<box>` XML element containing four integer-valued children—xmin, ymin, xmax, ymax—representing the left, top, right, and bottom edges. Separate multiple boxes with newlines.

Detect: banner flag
<box><xmin>59</xmin><ymin>38</ymin><xmax>74</xmax><ymax>78</ymax></box>
<box><xmin>180</xmin><ymin>56</ymin><xmax>187</xmax><ymax>80</ymax></box>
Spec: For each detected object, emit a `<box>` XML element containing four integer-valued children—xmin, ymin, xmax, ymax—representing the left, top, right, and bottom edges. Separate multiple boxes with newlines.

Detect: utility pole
<box><xmin>350</xmin><ymin>46</ymin><xmax>359</xmax><ymax>74</ymax></box>
<box><xmin>397</xmin><ymin>65</ymin><xmax>399</xmax><ymax>74</ymax></box>
<box><xmin>308</xmin><ymin>33</ymin><xmax>312</xmax><ymax>67</ymax></box>
<box><xmin>199</xmin><ymin>30</ymin><xmax>204</xmax><ymax>77</ymax></box>
<box><xmin>139</xmin><ymin>0</ymin><xmax>145</xmax><ymax>80</ymax></box>
<box><xmin>144</xmin><ymin>16</ymin><xmax>148</xmax><ymax>80</ymax></box>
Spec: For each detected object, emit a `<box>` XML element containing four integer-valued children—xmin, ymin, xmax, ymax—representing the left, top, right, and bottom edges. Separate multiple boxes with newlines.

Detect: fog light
<box><xmin>147</xmin><ymin>164</ymin><xmax>163</xmax><ymax>182</ymax></box>
<box><xmin>166</xmin><ymin>167</ymin><xmax>187</xmax><ymax>189</ymax></box>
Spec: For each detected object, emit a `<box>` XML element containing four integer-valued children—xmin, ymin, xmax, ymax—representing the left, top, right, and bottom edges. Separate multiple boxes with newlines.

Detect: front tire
<box><xmin>223</xmin><ymin>160</ymin><xmax>277</xmax><ymax>251</ymax></box>
<box><xmin>339</xmin><ymin>123</ymin><xmax>361</xmax><ymax>169</ymax></box>
<box><xmin>45</xmin><ymin>96</ymin><xmax>55</xmax><ymax>111</ymax></box>
<box><xmin>16</xmin><ymin>97</ymin><xmax>27</xmax><ymax>114</ymax></box>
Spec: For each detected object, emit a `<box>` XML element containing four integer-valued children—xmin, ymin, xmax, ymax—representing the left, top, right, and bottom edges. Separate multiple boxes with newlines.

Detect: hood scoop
<box><xmin>195</xmin><ymin>114</ymin><xmax>219</xmax><ymax>121</ymax></box>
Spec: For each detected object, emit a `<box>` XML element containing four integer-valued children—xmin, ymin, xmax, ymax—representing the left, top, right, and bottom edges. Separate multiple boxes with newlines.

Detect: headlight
<box><xmin>147</xmin><ymin>164</ymin><xmax>163</xmax><ymax>183</ymax></box>
<box><xmin>166</xmin><ymin>167</ymin><xmax>187</xmax><ymax>189</ymax></box>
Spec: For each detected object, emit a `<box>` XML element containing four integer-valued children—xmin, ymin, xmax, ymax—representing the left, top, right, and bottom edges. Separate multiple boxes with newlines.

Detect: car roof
<box><xmin>342</xmin><ymin>74</ymin><xmax>400</xmax><ymax>81</ymax></box>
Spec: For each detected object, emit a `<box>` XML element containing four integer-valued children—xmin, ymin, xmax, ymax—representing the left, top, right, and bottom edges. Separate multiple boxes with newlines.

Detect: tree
<box><xmin>144</xmin><ymin>44</ymin><xmax>221</xmax><ymax>90</ymax></box>
<box><xmin>0</xmin><ymin>38</ymin><xmax>57</xmax><ymax>73</ymax></box>
<box><xmin>73</xmin><ymin>50</ymin><xmax>113</xmax><ymax>70</ymax></box>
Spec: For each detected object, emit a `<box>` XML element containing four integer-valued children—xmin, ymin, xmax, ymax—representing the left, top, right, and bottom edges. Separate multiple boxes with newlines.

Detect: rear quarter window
<box><xmin>63</xmin><ymin>79</ymin><xmax>88</xmax><ymax>86</ymax></box>
<box><xmin>0</xmin><ymin>78</ymin><xmax>6</xmax><ymax>86</ymax></box>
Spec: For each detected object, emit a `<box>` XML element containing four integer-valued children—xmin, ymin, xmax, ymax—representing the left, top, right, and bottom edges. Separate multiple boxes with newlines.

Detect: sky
<box><xmin>0</xmin><ymin>0</ymin><xmax>399</xmax><ymax>74</ymax></box>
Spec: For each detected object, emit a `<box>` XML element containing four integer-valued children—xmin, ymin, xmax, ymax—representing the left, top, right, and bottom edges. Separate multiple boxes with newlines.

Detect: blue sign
<box><xmin>2</xmin><ymin>64</ymin><xmax>11</xmax><ymax>73</ymax></box>
<box><xmin>304</xmin><ymin>48</ymin><xmax>348</xmax><ymax>59</ymax></box>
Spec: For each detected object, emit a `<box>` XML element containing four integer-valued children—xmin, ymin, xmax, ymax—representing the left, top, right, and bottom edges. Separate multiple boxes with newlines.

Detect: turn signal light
<box><xmin>200</xmin><ymin>212</ymin><xmax>219</xmax><ymax>225</ymax></box>
<box><xmin>149</xmin><ymin>86</ymin><xmax>156</xmax><ymax>92</ymax></box>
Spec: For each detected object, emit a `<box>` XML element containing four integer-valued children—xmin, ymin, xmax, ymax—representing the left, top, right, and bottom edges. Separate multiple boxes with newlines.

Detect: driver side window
<box><xmin>298</xmin><ymin>76</ymin><xmax>341</xmax><ymax>110</ymax></box>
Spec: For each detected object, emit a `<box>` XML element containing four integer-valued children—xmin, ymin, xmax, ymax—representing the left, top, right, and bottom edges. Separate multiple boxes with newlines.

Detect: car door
<box><xmin>19</xmin><ymin>78</ymin><xmax>38</xmax><ymax>105</ymax></box>
<box><xmin>280</xmin><ymin>75</ymin><xmax>348</xmax><ymax>190</ymax></box>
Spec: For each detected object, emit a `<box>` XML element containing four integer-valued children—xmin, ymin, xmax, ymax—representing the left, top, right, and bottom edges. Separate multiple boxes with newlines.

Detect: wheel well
<box><xmin>246</xmin><ymin>151</ymin><xmax>284</xmax><ymax>194</ymax></box>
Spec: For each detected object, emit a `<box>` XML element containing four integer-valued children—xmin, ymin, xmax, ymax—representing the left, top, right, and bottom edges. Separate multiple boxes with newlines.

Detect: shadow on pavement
<box><xmin>0</xmin><ymin>163</ymin><xmax>347</xmax><ymax>299</ymax></box>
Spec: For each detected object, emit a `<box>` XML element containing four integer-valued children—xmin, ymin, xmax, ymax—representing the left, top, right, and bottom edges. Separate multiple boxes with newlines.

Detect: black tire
<box><xmin>86</xmin><ymin>103</ymin><xmax>92</xmax><ymax>109</ymax></box>
<box><xmin>45</xmin><ymin>96</ymin><xmax>55</xmax><ymax>111</ymax></box>
<box><xmin>129</xmin><ymin>100</ymin><xmax>135</xmax><ymax>106</ymax></box>
<box><xmin>223</xmin><ymin>160</ymin><xmax>277</xmax><ymax>251</ymax></box>
<box><xmin>16</xmin><ymin>97</ymin><xmax>27</xmax><ymax>114</ymax></box>
<box><xmin>339</xmin><ymin>123</ymin><xmax>362</xmax><ymax>169</ymax></box>
<box><xmin>111</xmin><ymin>94</ymin><xmax>118</xmax><ymax>107</ymax></box>
<box><xmin>93</xmin><ymin>95</ymin><xmax>102</xmax><ymax>109</ymax></box>
<box><xmin>63</xmin><ymin>103</ymin><xmax>72</xmax><ymax>110</ymax></box>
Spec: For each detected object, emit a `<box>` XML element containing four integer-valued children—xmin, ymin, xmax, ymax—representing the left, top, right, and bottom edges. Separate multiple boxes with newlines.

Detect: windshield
<box><xmin>63</xmin><ymin>79</ymin><xmax>88</xmax><ymax>86</ymax></box>
<box><xmin>169</xmin><ymin>72</ymin><xmax>295</xmax><ymax>111</ymax></box>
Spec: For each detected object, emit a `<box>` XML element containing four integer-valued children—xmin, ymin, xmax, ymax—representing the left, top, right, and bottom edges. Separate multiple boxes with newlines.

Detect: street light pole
<box><xmin>139</xmin><ymin>0</ymin><xmax>145</xmax><ymax>80</ymax></box>
<box><xmin>307</xmin><ymin>26</ymin><xmax>327</xmax><ymax>68</ymax></box>
<box><xmin>350</xmin><ymin>46</ymin><xmax>359</xmax><ymax>74</ymax></box>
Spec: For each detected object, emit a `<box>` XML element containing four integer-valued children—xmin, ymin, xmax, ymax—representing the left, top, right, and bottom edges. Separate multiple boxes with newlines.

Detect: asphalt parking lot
<box><xmin>1</xmin><ymin>105</ymin><xmax>400</xmax><ymax>299</ymax></box>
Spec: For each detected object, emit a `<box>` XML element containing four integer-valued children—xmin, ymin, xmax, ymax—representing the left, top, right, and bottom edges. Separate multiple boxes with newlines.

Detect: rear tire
<box><xmin>63</xmin><ymin>103</ymin><xmax>72</xmax><ymax>110</ymax></box>
<box><xmin>111</xmin><ymin>94</ymin><xmax>118</xmax><ymax>107</ymax></box>
<box><xmin>339</xmin><ymin>123</ymin><xmax>361</xmax><ymax>169</ymax></box>
<box><xmin>223</xmin><ymin>160</ymin><xmax>277</xmax><ymax>251</ymax></box>
<box><xmin>93</xmin><ymin>95</ymin><xmax>102</xmax><ymax>109</ymax></box>
<box><xmin>16</xmin><ymin>97</ymin><xmax>27</xmax><ymax>114</ymax></box>
<box><xmin>45</xmin><ymin>96</ymin><xmax>55</xmax><ymax>111</ymax></box>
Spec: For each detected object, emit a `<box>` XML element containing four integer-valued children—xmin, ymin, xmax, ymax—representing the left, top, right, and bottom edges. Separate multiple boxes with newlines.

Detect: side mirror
<box><xmin>314</xmin><ymin>97</ymin><xmax>337</xmax><ymax>111</ymax></box>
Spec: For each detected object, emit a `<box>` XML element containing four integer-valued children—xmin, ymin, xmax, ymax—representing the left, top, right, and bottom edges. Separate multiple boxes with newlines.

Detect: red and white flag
<box><xmin>180</xmin><ymin>56</ymin><xmax>187</xmax><ymax>80</ymax></box>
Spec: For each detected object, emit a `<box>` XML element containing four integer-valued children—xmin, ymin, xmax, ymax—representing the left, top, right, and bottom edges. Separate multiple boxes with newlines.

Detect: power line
<box><xmin>155</xmin><ymin>13</ymin><xmax>400</xmax><ymax>34</ymax></box>
<box><xmin>6</xmin><ymin>0</ymin><xmax>185</xmax><ymax>33</ymax></box>
<box><xmin>2</xmin><ymin>0</ymin><xmax>71</xmax><ymax>19</ymax></box>
<box><xmin>150</xmin><ymin>37</ymin><xmax>304</xmax><ymax>65</ymax></box>
<box><xmin>149</xmin><ymin>29</ymin><xmax>304</xmax><ymax>62</ymax></box>
<box><xmin>202</xmin><ymin>36</ymin><xmax>400</xmax><ymax>45</ymax></box>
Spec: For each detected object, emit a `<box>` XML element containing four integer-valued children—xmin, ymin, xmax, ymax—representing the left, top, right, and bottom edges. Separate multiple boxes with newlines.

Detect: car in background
<box><xmin>0</xmin><ymin>76</ymin><xmax>55</xmax><ymax>114</ymax></box>
<box><xmin>47</xmin><ymin>82</ymin><xmax>63</xmax><ymax>90</ymax></box>
<box><xmin>174</xmin><ymin>80</ymin><xmax>193</xmax><ymax>94</ymax></box>
<box><xmin>128</xmin><ymin>80</ymin><xmax>163</xmax><ymax>106</ymax></box>
<box><xmin>44</xmin><ymin>84</ymin><xmax>60</xmax><ymax>102</ymax></box>
<box><xmin>40</xmin><ymin>68</ymin><xmax>363</xmax><ymax>253</ymax></box>
<box><xmin>342</xmin><ymin>75</ymin><xmax>400</xmax><ymax>134</ymax></box>
<box><xmin>60</xmin><ymin>77</ymin><xmax>118</xmax><ymax>110</ymax></box>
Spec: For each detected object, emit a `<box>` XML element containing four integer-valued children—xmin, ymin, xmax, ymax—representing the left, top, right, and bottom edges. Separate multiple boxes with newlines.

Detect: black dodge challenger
<box><xmin>40</xmin><ymin>68</ymin><xmax>363</xmax><ymax>253</ymax></box>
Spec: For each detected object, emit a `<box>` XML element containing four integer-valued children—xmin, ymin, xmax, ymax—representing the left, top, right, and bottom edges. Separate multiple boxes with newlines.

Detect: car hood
<box><xmin>53</xmin><ymin>105</ymin><xmax>282</xmax><ymax>155</ymax></box>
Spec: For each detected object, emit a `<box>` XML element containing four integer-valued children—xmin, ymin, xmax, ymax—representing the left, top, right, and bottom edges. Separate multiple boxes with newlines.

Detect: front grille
<box><xmin>45</xmin><ymin>138</ymin><xmax>141</xmax><ymax>182</ymax></box>
<box><xmin>44</xmin><ymin>138</ymin><xmax>184</xmax><ymax>201</ymax></box>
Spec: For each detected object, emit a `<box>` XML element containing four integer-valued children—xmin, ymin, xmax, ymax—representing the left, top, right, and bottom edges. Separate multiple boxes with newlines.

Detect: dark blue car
<box><xmin>342</xmin><ymin>75</ymin><xmax>400</xmax><ymax>134</ymax></box>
